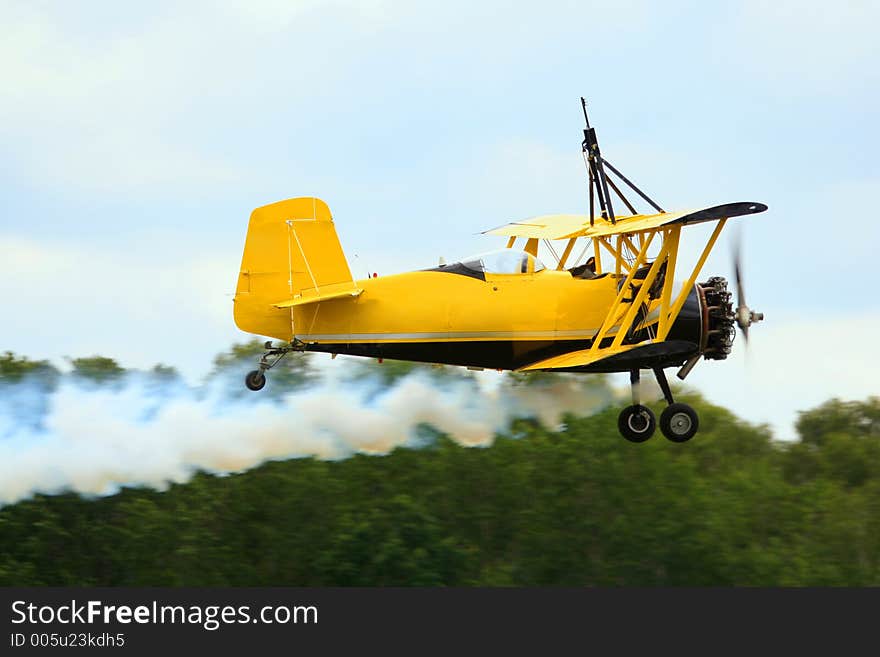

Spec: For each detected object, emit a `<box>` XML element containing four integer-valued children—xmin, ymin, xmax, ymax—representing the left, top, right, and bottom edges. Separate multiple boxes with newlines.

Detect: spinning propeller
<box><xmin>732</xmin><ymin>231</ymin><xmax>764</xmax><ymax>343</ymax></box>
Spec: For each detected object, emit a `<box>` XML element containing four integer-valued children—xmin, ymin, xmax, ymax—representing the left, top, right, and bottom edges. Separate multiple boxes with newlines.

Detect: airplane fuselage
<box><xmin>291</xmin><ymin>268</ymin><xmax>703</xmax><ymax>372</ymax></box>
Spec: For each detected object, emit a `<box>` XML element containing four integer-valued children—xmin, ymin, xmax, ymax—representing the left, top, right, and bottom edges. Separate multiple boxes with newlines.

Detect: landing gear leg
<box><xmin>653</xmin><ymin>367</ymin><xmax>699</xmax><ymax>443</ymax></box>
<box><xmin>653</xmin><ymin>367</ymin><xmax>675</xmax><ymax>406</ymax></box>
<box><xmin>244</xmin><ymin>341</ymin><xmax>299</xmax><ymax>391</ymax></box>
<box><xmin>618</xmin><ymin>369</ymin><xmax>656</xmax><ymax>442</ymax></box>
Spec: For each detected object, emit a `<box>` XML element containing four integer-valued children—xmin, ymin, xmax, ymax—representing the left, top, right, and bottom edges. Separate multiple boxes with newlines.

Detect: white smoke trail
<box><xmin>0</xmin><ymin>361</ymin><xmax>614</xmax><ymax>506</ymax></box>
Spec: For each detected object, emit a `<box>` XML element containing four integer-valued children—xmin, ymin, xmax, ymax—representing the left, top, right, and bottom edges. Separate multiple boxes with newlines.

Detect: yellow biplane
<box><xmin>233</xmin><ymin>100</ymin><xmax>766</xmax><ymax>442</ymax></box>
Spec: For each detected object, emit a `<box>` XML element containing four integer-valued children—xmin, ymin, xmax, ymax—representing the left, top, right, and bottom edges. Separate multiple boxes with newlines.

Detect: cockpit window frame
<box><xmin>458</xmin><ymin>249</ymin><xmax>546</xmax><ymax>275</ymax></box>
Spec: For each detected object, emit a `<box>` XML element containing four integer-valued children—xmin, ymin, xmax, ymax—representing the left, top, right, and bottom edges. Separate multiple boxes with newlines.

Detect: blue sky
<box><xmin>1</xmin><ymin>0</ymin><xmax>878</xmax><ymax>439</ymax></box>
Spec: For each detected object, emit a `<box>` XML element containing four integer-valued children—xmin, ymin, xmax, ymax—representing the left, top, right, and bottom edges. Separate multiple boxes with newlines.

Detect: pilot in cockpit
<box><xmin>568</xmin><ymin>256</ymin><xmax>597</xmax><ymax>279</ymax></box>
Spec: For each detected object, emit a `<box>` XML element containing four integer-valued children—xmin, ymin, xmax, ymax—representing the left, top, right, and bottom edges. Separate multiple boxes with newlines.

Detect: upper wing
<box><xmin>484</xmin><ymin>202</ymin><xmax>767</xmax><ymax>240</ymax></box>
<box><xmin>483</xmin><ymin>214</ymin><xmax>589</xmax><ymax>240</ymax></box>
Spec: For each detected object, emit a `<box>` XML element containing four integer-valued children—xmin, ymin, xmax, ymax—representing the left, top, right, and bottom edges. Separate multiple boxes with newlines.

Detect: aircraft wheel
<box><xmin>618</xmin><ymin>405</ymin><xmax>656</xmax><ymax>442</ymax></box>
<box><xmin>245</xmin><ymin>370</ymin><xmax>266</xmax><ymax>391</ymax></box>
<box><xmin>660</xmin><ymin>403</ymin><xmax>699</xmax><ymax>442</ymax></box>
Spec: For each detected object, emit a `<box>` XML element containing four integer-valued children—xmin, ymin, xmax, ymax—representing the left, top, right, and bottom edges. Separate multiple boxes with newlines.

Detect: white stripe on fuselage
<box><xmin>295</xmin><ymin>329</ymin><xmax>601</xmax><ymax>342</ymax></box>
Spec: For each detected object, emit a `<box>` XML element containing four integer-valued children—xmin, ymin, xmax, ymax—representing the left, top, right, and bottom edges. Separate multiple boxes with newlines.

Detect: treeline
<box><xmin>0</xmin><ymin>345</ymin><xmax>878</xmax><ymax>585</ymax></box>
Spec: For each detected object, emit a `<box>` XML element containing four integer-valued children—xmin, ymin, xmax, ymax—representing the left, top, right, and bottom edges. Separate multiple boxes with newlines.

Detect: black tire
<box><xmin>660</xmin><ymin>403</ymin><xmax>699</xmax><ymax>442</ymax></box>
<box><xmin>245</xmin><ymin>370</ymin><xmax>266</xmax><ymax>391</ymax></box>
<box><xmin>618</xmin><ymin>404</ymin><xmax>656</xmax><ymax>442</ymax></box>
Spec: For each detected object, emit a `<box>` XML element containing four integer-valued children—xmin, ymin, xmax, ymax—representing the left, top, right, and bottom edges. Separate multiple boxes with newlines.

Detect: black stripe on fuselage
<box><xmin>306</xmin><ymin>339</ymin><xmax>584</xmax><ymax>371</ymax></box>
<box><xmin>304</xmin><ymin>336</ymin><xmax>698</xmax><ymax>372</ymax></box>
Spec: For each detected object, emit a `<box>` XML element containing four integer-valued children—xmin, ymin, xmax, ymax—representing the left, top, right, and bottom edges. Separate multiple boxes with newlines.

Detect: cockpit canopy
<box><xmin>459</xmin><ymin>249</ymin><xmax>546</xmax><ymax>275</ymax></box>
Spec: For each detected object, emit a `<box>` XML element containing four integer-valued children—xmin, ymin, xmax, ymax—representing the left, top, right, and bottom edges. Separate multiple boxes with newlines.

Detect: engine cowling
<box><xmin>698</xmin><ymin>276</ymin><xmax>736</xmax><ymax>360</ymax></box>
<box><xmin>663</xmin><ymin>275</ymin><xmax>736</xmax><ymax>362</ymax></box>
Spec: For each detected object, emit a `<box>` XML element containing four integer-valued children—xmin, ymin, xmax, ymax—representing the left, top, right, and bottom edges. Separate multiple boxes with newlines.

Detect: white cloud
<box><xmin>721</xmin><ymin>0</ymin><xmax>880</xmax><ymax>91</ymax></box>
<box><xmin>0</xmin><ymin>235</ymin><xmax>241</xmax><ymax>379</ymax></box>
<box><xmin>1</xmin><ymin>6</ymin><xmax>230</xmax><ymax>191</ymax></box>
<box><xmin>0</xmin><ymin>0</ymin><xmax>662</xmax><ymax>196</ymax></box>
<box><xmin>465</xmin><ymin>138</ymin><xmax>588</xmax><ymax>220</ymax></box>
<box><xmin>0</xmin><ymin>0</ymin><xmax>394</xmax><ymax>194</ymax></box>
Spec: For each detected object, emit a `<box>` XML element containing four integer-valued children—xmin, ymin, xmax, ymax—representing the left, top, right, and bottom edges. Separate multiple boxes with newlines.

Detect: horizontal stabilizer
<box><xmin>273</xmin><ymin>287</ymin><xmax>363</xmax><ymax>308</ymax></box>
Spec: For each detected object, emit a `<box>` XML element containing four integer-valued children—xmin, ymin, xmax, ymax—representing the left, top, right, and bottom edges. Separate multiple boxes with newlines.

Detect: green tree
<box><xmin>314</xmin><ymin>494</ymin><xmax>472</xmax><ymax>585</ymax></box>
<box><xmin>794</xmin><ymin>398</ymin><xmax>880</xmax><ymax>488</ymax></box>
<box><xmin>0</xmin><ymin>351</ymin><xmax>59</xmax><ymax>385</ymax></box>
<box><xmin>208</xmin><ymin>339</ymin><xmax>316</xmax><ymax>394</ymax></box>
<box><xmin>68</xmin><ymin>356</ymin><xmax>126</xmax><ymax>383</ymax></box>
<box><xmin>2</xmin><ymin>357</ymin><xmax>880</xmax><ymax>587</ymax></box>
<box><xmin>148</xmin><ymin>364</ymin><xmax>181</xmax><ymax>382</ymax></box>
<box><xmin>344</xmin><ymin>357</ymin><xmax>474</xmax><ymax>386</ymax></box>
<box><xmin>796</xmin><ymin>398</ymin><xmax>880</xmax><ymax>445</ymax></box>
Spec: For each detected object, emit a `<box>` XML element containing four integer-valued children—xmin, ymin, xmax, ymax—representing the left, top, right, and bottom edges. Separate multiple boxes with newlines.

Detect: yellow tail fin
<box><xmin>233</xmin><ymin>197</ymin><xmax>356</xmax><ymax>340</ymax></box>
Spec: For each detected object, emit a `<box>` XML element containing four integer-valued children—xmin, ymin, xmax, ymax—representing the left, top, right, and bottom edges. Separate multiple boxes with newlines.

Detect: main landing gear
<box><xmin>244</xmin><ymin>342</ymin><xmax>298</xmax><ymax>391</ymax></box>
<box><xmin>618</xmin><ymin>368</ymin><xmax>699</xmax><ymax>443</ymax></box>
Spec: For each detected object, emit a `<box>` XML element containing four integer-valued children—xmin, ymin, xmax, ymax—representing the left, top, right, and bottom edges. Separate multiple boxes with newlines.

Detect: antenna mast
<box><xmin>579</xmin><ymin>97</ymin><xmax>666</xmax><ymax>225</ymax></box>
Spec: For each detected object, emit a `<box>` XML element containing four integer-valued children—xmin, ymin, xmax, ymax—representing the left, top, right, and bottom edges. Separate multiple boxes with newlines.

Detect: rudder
<box><xmin>233</xmin><ymin>197</ymin><xmax>355</xmax><ymax>340</ymax></box>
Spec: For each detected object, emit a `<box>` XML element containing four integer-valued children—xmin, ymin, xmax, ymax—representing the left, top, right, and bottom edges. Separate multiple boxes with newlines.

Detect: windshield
<box><xmin>459</xmin><ymin>249</ymin><xmax>546</xmax><ymax>274</ymax></box>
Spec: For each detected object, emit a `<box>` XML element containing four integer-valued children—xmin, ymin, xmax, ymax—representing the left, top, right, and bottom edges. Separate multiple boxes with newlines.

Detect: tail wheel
<box><xmin>618</xmin><ymin>405</ymin><xmax>656</xmax><ymax>442</ymax></box>
<box><xmin>660</xmin><ymin>403</ymin><xmax>699</xmax><ymax>442</ymax></box>
<box><xmin>245</xmin><ymin>370</ymin><xmax>266</xmax><ymax>391</ymax></box>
